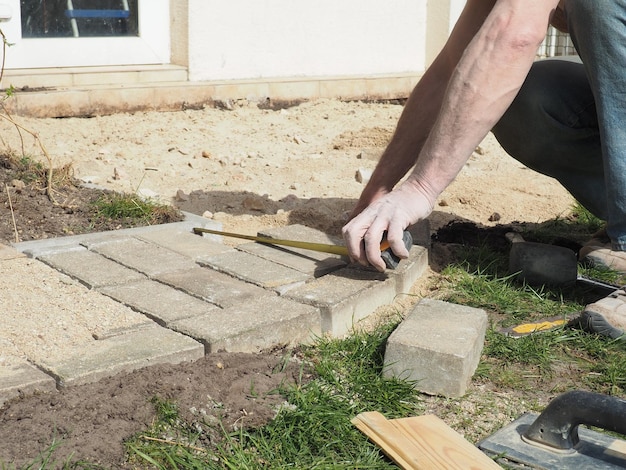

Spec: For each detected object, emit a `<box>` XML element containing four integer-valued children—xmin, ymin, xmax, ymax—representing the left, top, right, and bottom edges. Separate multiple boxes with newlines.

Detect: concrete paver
<box><xmin>39</xmin><ymin>248</ymin><xmax>147</xmax><ymax>288</ymax></box>
<box><xmin>99</xmin><ymin>279</ymin><xmax>220</xmax><ymax>326</ymax></box>
<box><xmin>383</xmin><ymin>299</ymin><xmax>488</xmax><ymax>398</ymax></box>
<box><xmin>156</xmin><ymin>265</ymin><xmax>268</xmax><ymax>308</ymax></box>
<box><xmin>1</xmin><ymin>217</ymin><xmax>434</xmax><ymax>405</ymax></box>
<box><xmin>198</xmin><ymin>250</ymin><xmax>310</xmax><ymax>293</ymax></box>
<box><xmin>86</xmin><ymin>238</ymin><xmax>197</xmax><ymax>277</ymax></box>
<box><xmin>235</xmin><ymin>241</ymin><xmax>347</xmax><ymax>278</ymax></box>
<box><xmin>0</xmin><ymin>360</ymin><xmax>57</xmax><ymax>405</ymax></box>
<box><xmin>171</xmin><ymin>295</ymin><xmax>321</xmax><ymax>353</ymax></box>
<box><xmin>285</xmin><ymin>267</ymin><xmax>398</xmax><ymax>336</ymax></box>
<box><xmin>39</xmin><ymin>324</ymin><xmax>204</xmax><ymax>388</ymax></box>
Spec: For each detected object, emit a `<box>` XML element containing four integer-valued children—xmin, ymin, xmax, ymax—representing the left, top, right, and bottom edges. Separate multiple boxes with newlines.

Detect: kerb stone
<box><xmin>383</xmin><ymin>299</ymin><xmax>487</xmax><ymax>398</ymax></box>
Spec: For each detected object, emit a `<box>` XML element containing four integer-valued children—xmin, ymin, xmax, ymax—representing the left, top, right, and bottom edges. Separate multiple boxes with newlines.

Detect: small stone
<box><xmin>242</xmin><ymin>196</ymin><xmax>266</xmax><ymax>211</ymax></box>
<box><xmin>10</xmin><ymin>179</ymin><xmax>26</xmax><ymax>191</ymax></box>
<box><xmin>175</xmin><ymin>189</ymin><xmax>189</xmax><ymax>202</ymax></box>
<box><xmin>290</xmin><ymin>183</ymin><xmax>297</xmax><ymax>190</ymax></box>
<box><xmin>438</xmin><ymin>200</ymin><xmax>449</xmax><ymax>207</ymax></box>
<box><xmin>474</xmin><ymin>146</ymin><xmax>485</xmax><ymax>155</ymax></box>
<box><xmin>201</xmin><ymin>150</ymin><xmax>212</xmax><ymax>158</ymax></box>
<box><xmin>488</xmin><ymin>212</ymin><xmax>501</xmax><ymax>222</ymax></box>
<box><xmin>202</xmin><ymin>210</ymin><xmax>214</xmax><ymax>219</ymax></box>
<box><xmin>355</xmin><ymin>168</ymin><xmax>373</xmax><ymax>184</ymax></box>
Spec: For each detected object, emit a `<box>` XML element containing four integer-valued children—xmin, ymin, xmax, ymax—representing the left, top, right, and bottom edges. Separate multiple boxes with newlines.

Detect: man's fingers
<box><xmin>386</xmin><ymin>224</ymin><xmax>410</xmax><ymax>260</ymax></box>
<box><xmin>363</xmin><ymin>227</ymin><xmax>388</xmax><ymax>272</ymax></box>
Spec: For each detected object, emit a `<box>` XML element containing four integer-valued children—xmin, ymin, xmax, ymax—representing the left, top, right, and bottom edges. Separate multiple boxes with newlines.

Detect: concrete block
<box><xmin>285</xmin><ymin>267</ymin><xmax>397</xmax><ymax>336</ymax></box>
<box><xmin>87</xmin><ymin>238</ymin><xmax>196</xmax><ymax>277</ymax></box>
<box><xmin>99</xmin><ymin>279</ymin><xmax>220</xmax><ymax>326</ymax></box>
<box><xmin>257</xmin><ymin>224</ymin><xmax>344</xmax><ymax>246</ymax></box>
<box><xmin>39</xmin><ymin>248</ymin><xmax>146</xmax><ymax>288</ymax></box>
<box><xmin>198</xmin><ymin>250</ymin><xmax>309</xmax><ymax>292</ymax></box>
<box><xmin>137</xmin><ymin>228</ymin><xmax>232</xmax><ymax>260</ymax></box>
<box><xmin>156</xmin><ymin>265</ymin><xmax>267</xmax><ymax>308</ymax></box>
<box><xmin>383</xmin><ymin>299</ymin><xmax>488</xmax><ymax>398</ymax></box>
<box><xmin>235</xmin><ymin>241</ymin><xmax>346</xmax><ymax>277</ymax></box>
<box><xmin>248</xmin><ymin>224</ymin><xmax>348</xmax><ymax>276</ymax></box>
<box><xmin>39</xmin><ymin>324</ymin><xmax>204</xmax><ymax>388</ymax></box>
<box><xmin>0</xmin><ymin>359</ymin><xmax>57</xmax><ymax>406</ymax></box>
<box><xmin>388</xmin><ymin>245</ymin><xmax>429</xmax><ymax>295</ymax></box>
<box><xmin>171</xmin><ymin>294</ymin><xmax>321</xmax><ymax>353</ymax></box>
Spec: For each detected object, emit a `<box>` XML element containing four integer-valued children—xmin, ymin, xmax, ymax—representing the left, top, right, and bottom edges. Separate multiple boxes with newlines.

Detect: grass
<box><xmin>11</xmin><ymin>203</ymin><xmax>626</xmax><ymax>469</ymax></box>
<box><xmin>125</xmin><ymin>320</ymin><xmax>422</xmax><ymax>469</ymax></box>
<box><xmin>91</xmin><ymin>192</ymin><xmax>182</xmax><ymax>227</ymax></box>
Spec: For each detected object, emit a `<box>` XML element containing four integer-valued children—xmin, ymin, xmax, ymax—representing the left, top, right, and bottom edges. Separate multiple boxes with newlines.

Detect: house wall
<box><xmin>185</xmin><ymin>0</ymin><xmax>430</xmax><ymax>82</ymax></box>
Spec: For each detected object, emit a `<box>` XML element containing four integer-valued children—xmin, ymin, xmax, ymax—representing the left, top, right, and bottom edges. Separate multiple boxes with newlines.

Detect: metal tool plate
<box><xmin>478</xmin><ymin>412</ymin><xmax>626</xmax><ymax>469</ymax></box>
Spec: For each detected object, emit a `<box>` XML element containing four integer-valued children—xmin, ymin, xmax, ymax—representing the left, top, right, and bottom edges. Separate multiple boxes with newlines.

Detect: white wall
<box><xmin>187</xmin><ymin>0</ymin><xmax>427</xmax><ymax>81</ymax></box>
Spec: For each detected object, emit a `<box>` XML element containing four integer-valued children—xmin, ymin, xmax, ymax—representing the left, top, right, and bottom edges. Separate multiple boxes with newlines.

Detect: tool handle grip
<box><xmin>523</xmin><ymin>390</ymin><xmax>626</xmax><ymax>450</ymax></box>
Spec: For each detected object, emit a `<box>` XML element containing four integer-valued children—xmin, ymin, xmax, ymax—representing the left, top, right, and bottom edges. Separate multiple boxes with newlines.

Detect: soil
<box><xmin>0</xmin><ymin>99</ymin><xmax>579</xmax><ymax>468</ymax></box>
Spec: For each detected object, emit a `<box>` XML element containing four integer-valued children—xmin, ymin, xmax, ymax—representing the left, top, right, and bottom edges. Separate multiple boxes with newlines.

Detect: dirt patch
<box><xmin>0</xmin><ymin>99</ymin><xmax>580</xmax><ymax>467</ymax></box>
<box><xmin>0</xmin><ymin>350</ymin><xmax>308</xmax><ymax>468</ymax></box>
<box><xmin>0</xmin><ymin>154</ymin><xmax>182</xmax><ymax>244</ymax></box>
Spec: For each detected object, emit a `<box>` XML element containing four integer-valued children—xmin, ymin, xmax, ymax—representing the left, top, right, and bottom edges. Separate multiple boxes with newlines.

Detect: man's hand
<box><xmin>342</xmin><ymin>178</ymin><xmax>435</xmax><ymax>271</ymax></box>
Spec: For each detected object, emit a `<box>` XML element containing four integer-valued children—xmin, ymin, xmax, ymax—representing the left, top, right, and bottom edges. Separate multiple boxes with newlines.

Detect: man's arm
<box><xmin>349</xmin><ymin>0</ymin><xmax>496</xmax><ymax>218</ymax></box>
<box><xmin>343</xmin><ymin>0</ymin><xmax>561</xmax><ymax>271</ymax></box>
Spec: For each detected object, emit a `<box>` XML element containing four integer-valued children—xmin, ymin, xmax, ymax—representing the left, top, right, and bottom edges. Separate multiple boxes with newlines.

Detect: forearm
<box><xmin>408</xmin><ymin>2</ymin><xmax>555</xmax><ymax>204</ymax></box>
<box><xmin>352</xmin><ymin>0</ymin><xmax>494</xmax><ymax>215</ymax></box>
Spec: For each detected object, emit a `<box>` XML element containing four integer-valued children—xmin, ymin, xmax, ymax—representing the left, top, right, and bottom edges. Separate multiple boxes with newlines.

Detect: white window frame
<box><xmin>1</xmin><ymin>0</ymin><xmax>169</xmax><ymax>69</ymax></box>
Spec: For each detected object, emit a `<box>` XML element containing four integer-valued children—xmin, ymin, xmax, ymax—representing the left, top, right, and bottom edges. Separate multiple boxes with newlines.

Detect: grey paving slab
<box><xmin>38</xmin><ymin>248</ymin><xmax>147</xmax><ymax>288</ymax></box>
<box><xmin>137</xmin><ymin>227</ymin><xmax>232</xmax><ymax>259</ymax></box>
<box><xmin>38</xmin><ymin>324</ymin><xmax>204</xmax><ymax>388</ymax></box>
<box><xmin>284</xmin><ymin>267</ymin><xmax>397</xmax><ymax>336</ymax></box>
<box><xmin>0</xmin><ymin>359</ymin><xmax>57</xmax><ymax>406</ymax></box>
<box><xmin>86</xmin><ymin>237</ymin><xmax>197</xmax><ymax>277</ymax></box>
<box><xmin>170</xmin><ymin>294</ymin><xmax>321</xmax><ymax>353</ymax></box>
<box><xmin>156</xmin><ymin>265</ymin><xmax>268</xmax><ymax>308</ymax></box>
<box><xmin>257</xmin><ymin>224</ymin><xmax>345</xmax><ymax>246</ymax></box>
<box><xmin>99</xmin><ymin>279</ymin><xmax>220</xmax><ymax>326</ymax></box>
<box><xmin>383</xmin><ymin>299</ymin><xmax>488</xmax><ymax>398</ymax></box>
<box><xmin>198</xmin><ymin>250</ymin><xmax>310</xmax><ymax>292</ymax></box>
<box><xmin>236</xmin><ymin>242</ymin><xmax>347</xmax><ymax>277</ymax></box>
<box><xmin>388</xmin><ymin>245</ymin><xmax>429</xmax><ymax>295</ymax></box>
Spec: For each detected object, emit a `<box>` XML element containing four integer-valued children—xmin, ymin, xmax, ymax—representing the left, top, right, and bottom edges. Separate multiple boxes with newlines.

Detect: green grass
<box><xmin>92</xmin><ymin>192</ymin><xmax>180</xmax><ymax>226</ymax></box>
<box><xmin>124</xmin><ymin>320</ymin><xmax>422</xmax><ymax>469</ymax></box>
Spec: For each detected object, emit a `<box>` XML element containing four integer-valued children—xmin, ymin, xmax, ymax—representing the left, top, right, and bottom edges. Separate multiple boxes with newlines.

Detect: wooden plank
<box><xmin>352</xmin><ymin>411</ymin><xmax>502</xmax><ymax>470</ymax></box>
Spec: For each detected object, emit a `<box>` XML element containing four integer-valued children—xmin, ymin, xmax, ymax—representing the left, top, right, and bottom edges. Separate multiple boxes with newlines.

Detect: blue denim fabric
<box><xmin>492</xmin><ymin>0</ymin><xmax>626</xmax><ymax>251</ymax></box>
